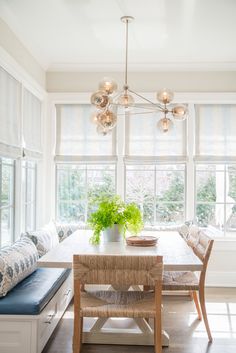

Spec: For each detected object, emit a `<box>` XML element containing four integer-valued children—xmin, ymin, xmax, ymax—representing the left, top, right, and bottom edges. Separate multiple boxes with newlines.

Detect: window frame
<box><xmin>55</xmin><ymin>162</ymin><xmax>117</xmax><ymax>223</ymax></box>
<box><xmin>124</xmin><ymin>163</ymin><xmax>186</xmax><ymax>227</ymax></box>
<box><xmin>0</xmin><ymin>157</ymin><xmax>15</xmax><ymax>247</ymax></box>
<box><xmin>194</xmin><ymin>162</ymin><xmax>236</xmax><ymax>237</ymax></box>
<box><xmin>21</xmin><ymin>160</ymin><xmax>37</xmax><ymax>232</ymax></box>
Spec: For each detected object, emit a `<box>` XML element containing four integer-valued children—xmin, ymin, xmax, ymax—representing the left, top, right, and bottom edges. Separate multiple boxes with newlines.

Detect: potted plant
<box><xmin>88</xmin><ymin>195</ymin><xmax>143</xmax><ymax>244</ymax></box>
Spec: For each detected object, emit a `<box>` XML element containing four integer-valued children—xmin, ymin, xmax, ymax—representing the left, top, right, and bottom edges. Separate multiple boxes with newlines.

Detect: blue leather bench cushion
<box><xmin>0</xmin><ymin>268</ymin><xmax>71</xmax><ymax>315</ymax></box>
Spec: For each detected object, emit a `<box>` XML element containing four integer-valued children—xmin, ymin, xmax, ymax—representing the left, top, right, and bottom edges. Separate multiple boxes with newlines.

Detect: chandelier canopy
<box><xmin>91</xmin><ymin>16</ymin><xmax>188</xmax><ymax>135</ymax></box>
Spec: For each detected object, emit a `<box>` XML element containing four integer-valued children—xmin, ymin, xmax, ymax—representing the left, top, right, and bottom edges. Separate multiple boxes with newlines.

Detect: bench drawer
<box><xmin>38</xmin><ymin>272</ymin><xmax>73</xmax><ymax>352</ymax></box>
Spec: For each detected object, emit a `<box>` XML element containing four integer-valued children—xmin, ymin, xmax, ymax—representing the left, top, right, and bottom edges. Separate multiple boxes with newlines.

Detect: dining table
<box><xmin>37</xmin><ymin>229</ymin><xmax>203</xmax><ymax>347</ymax></box>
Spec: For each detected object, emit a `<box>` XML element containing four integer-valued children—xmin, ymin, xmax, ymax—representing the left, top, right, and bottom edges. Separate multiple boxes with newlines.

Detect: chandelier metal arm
<box><xmin>110</xmin><ymin>102</ymin><xmax>160</xmax><ymax>111</ymax></box>
<box><xmin>128</xmin><ymin>88</ymin><xmax>165</xmax><ymax>111</ymax></box>
<box><xmin>116</xmin><ymin>110</ymin><xmax>160</xmax><ymax>116</ymax></box>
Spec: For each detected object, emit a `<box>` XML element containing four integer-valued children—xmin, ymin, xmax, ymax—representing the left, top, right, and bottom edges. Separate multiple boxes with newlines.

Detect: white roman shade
<box><xmin>23</xmin><ymin>88</ymin><xmax>42</xmax><ymax>158</ymax></box>
<box><xmin>195</xmin><ymin>104</ymin><xmax>236</xmax><ymax>162</ymax></box>
<box><xmin>55</xmin><ymin>104</ymin><xmax>117</xmax><ymax>162</ymax></box>
<box><xmin>0</xmin><ymin>66</ymin><xmax>21</xmax><ymax>158</ymax></box>
<box><xmin>125</xmin><ymin>110</ymin><xmax>187</xmax><ymax>163</ymax></box>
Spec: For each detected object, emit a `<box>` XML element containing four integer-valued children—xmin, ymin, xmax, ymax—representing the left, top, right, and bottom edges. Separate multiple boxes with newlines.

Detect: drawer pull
<box><xmin>45</xmin><ymin>313</ymin><xmax>56</xmax><ymax>324</ymax></box>
<box><xmin>64</xmin><ymin>289</ymin><xmax>71</xmax><ymax>296</ymax></box>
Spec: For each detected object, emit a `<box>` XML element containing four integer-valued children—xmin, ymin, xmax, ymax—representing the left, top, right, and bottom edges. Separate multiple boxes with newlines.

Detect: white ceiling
<box><xmin>0</xmin><ymin>0</ymin><xmax>236</xmax><ymax>72</ymax></box>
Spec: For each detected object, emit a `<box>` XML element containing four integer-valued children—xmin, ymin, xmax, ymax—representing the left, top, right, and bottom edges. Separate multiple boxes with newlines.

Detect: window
<box><xmin>54</xmin><ymin>101</ymin><xmax>236</xmax><ymax>237</ymax></box>
<box><xmin>195</xmin><ymin>104</ymin><xmax>236</xmax><ymax>236</ymax></box>
<box><xmin>0</xmin><ymin>65</ymin><xmax>42</xmax><ymax>242</ymax></box>
<box><xmin>126</xmin><ymin>164</ymin><xmax>185</xmax><ymax>226</ymax></box>
<box><xmin>195</xmin><ymin>164</ymin><xmax>236</xmax><ymax>237</ymax></box>
<box><xmin>22</xmin><ymin>161</ymin><xmax>36</xmax><ymax>232</ymax></box>
<box><xmin>55</xmin><ymin>104</ymin><xmax>117</xmax><ymax>224</ymax></box>
<box><xmin>0</xmin><ymin>158</ymin><xmax>15</xmax><ymax>247</ymax></box>
<box><xmin>125</xmin><ymin>110</ymin><xmax>187</xmax><ymax>227</ymax></box>
<box><xmin>56</xmin><ymin>164</ymin><xmax>116</xmax><ymax>223</ymax></box>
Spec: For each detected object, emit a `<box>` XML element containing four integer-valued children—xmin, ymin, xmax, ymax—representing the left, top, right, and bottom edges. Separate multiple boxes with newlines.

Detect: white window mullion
<box><xmin>224</xmin><ymin>165</ymin><xmax>227</xmax><ymax>237</ymax></box>
<box><xmin>116</xmin><ymin>111</ymin><xmax>126</xmax><ymax>199</ymax></box>
<box><xmin>14</xmin><ymin>158</ymin><xmax>21</xmax><ymax>240</ymax></box>
<box><xmin>187</xmin><ymin>103</ymin><xmax>195</xmax><ymax>221</ymax></box>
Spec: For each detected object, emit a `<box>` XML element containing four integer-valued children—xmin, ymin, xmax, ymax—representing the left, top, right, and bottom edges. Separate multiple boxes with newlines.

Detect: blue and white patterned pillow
<box><xmin>22</xmin><ymin>229</ymin><xmax>53</xmax><ymax>257</ymax></box>
<box><xmin>55</xmin><ymin>223</ymin><xmax>80</xmax><ymax>242</ymax></box>
<box><xmin>0</xmin><ymin>237</ymin><xmax>38</xmax><ymax>297</ymax></box>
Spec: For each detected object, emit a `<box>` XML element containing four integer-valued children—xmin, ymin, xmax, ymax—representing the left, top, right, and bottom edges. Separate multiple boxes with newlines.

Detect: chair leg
<box><xmin>192</xmin><ymin>291</ymin><xmax>202</xmax><ymax>320</ymax></box>
<box><xmin>199</xmin><ymin>288</ymin><xmax>212</xmax><ymax>342</ymax></box>
<box><xmin>73</xmin><ymin>315</ymin><xmax>81</xmax><ymax>353</ymax></box>
<box><xmin>80</xmin><ymin>317</ymin><xmax>83</xmax><ymax>350</ymax></box>
<box><xmin>144</xmin><ymin>285</ymin><xmax>152</xmax><ymax>323</ymax></box>
<box><xmin>154</xmin><ymin>318</ymin><xmax>162</xmax><ymax>353</ymax></box>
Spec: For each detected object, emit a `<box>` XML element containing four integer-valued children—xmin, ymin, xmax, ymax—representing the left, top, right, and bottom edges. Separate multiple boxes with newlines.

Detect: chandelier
<box><xmin>90</xmin><ymin>16</ymin><xmax>188</xmax><ymax>135</ymax></box>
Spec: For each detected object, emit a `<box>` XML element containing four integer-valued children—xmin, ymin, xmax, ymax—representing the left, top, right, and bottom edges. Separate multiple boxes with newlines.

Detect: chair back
<box><xmin>73</xmin><ymin>254</ymin><xmax>163</xmax><ymax>286</ymax></box>
<box><xmin>187</xmin><ymin>228</ymin><xmax>214</xmax><ymax>268</ymax></box>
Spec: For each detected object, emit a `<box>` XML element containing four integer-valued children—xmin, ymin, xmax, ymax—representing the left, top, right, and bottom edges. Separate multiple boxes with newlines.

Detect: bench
<box><xmin>0</xmin><ymin>268</ymin><xmax>73</xmax><ymax>353</ymax></box>
<box><xmin>0</xmin><ymin>222</ymin><xmax>77</xmax><ymax>353</ymax></box>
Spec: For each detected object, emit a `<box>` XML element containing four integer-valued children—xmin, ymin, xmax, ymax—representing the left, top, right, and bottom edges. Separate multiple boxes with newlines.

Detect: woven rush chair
<box><xmin>73</xmin><ymin>254</ymin><xmax>163</xmax><ymax>353</ymax></box>
<box><xmin>162</xmin><ymin>229</ymin><xmax>214</xmax><ymax>342</ymax></box>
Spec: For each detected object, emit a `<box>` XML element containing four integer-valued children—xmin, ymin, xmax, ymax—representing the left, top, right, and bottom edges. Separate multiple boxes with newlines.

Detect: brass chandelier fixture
<box><xmin>90</xmin><ymin>16</ymin><xmax>188</xmax><ymax>135</ymax></box>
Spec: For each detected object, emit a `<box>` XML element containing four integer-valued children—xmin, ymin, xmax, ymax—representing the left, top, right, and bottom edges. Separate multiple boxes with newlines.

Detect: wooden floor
<box><xmin>43</xmin><ymin>288</ymin><xmax>236</xmax><ymax>353</ymax></box>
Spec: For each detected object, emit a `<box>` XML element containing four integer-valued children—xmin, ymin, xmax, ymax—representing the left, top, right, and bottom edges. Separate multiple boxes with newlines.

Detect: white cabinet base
<box><xmin>0</xmin><ymin>272</ymin><xmax>73</xmax><ymax>353</ymax></box>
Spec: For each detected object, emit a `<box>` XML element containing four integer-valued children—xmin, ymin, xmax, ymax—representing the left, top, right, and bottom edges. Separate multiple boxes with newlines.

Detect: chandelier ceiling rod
<box><xmin>90</xmin><ymin>16</ymin><xmax>188</xmax><ymax>135</ymax></box>
<box><xmin>121</xmin><ymin>16</ymin><xmax>133</xmax><ymax>88</ymax></box>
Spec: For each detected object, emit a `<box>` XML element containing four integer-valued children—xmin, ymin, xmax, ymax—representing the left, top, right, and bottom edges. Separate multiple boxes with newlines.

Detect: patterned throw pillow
<box><xmin>187</xmin><ymin>225</ymin><xmax>201</xmax><ymax>247</ymax></box>
<box><xmin>22</xmin><ymin>229</ymin><xmax>53</xmax><ymax>257</ymax></box>
<box><xmin>177</xmin><ymin>221</ymin><xmax>194</xmax><ymax>240</ymax></box>
<box><xmin>178</xmin><ymin>224</ymin><xmax>190</xmax><ymax>240</ymax></box>
<box><xmin>0</xmin><ymin>237</ymin><xmax>38</xmax><ymax>297</ymax></box>
<box><xmin>55</xmin><ymin>223</ymin><xmax>80</xmax><ymax>242</ymax></box>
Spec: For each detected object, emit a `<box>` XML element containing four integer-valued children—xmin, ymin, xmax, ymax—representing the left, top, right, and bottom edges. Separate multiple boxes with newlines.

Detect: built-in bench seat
<box><xmin>0</xmin><ymin>269</ymin><xmax>73</xmax><ymax>353</ymax></box>
<box><xmin>0</xmin><ymin>268</ymin><xmax>70</xmax><ymax>315</ymax></box>
<box><xmin>0</xmin><ymin>222</ymin><xmax>76</xmax><ymax>353</ymax></box>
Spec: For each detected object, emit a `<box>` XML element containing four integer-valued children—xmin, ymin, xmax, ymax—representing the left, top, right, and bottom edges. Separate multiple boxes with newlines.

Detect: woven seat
<box><xmin>163</xmin><ymin>271</ymin><xmax>199</xmax><ymax>291</ymax></box>
<box><xmin>162</xmin><ymin>227</ymin><xmax>214</xmax><ymax>342</ymax></box>
<box><xmin>81</xmin><ymin>290</ymin><xmax>156</xmax><ymax>318</ymax></box>
<box><xmin>73</xmin><ymin>254</ymin><xmax>163</xmax><ymax>353</ymax></box>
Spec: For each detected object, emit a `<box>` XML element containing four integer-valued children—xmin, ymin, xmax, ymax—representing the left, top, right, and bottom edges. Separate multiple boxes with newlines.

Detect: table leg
<box><xmin>82</xmin><ymin>284</ymin><xmax>170</xmax><ymax>346</ymax></box>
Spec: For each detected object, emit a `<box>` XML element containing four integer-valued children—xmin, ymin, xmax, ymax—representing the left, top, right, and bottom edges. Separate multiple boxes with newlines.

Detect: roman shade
<box><xmin>23</xmin><ymin>88</ymin><xmax>42</xmax><ymax>158</ymax></box>
<box><xmin>0</xmin><ymin>66</ymin><xmax>21</xmax><ymax>158</ymax></box>
<box><xmin>124</xmin><ymin>109</ymin><xmax>187</xmax><ymax>164</ymax></box>
<box><xmin>55</xmin><ymin>104</ymin><xmax>117</xmax><ymax>162</ymax></box>
<box><xmin>195</xmin><ymin>104</ymin><xmax>236</xmax><ymax>162</ymax></box>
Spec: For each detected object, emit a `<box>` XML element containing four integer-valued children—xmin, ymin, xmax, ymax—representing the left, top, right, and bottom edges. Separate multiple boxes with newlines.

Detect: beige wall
<box><xmin>46</xmin><ymin>71</ymin><xmax>236</xmax><ymax>92</ymax></box>
<box><xmin>0</xmin><ymin>18</ymin><xmax>45</xmax><ymax>88</ymax></box>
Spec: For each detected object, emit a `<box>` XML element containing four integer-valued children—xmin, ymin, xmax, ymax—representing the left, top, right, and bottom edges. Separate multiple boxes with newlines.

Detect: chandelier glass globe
<box><xmin>91</xmin><ymin>90</ymin><xmax>110</xmax><ymax>109</ymax></box>
<box><xmin>97</xmin><ymin>110</ymin><xmax>117</xmax><ymax>129</ymax></box>
<box><xmin>157</xmin><ymin>89</ymin><xmax>174</xmax><ymax>104</ymax></box>
<box><xmin>117</xmin><ymin>93</ymin><xmax>135</xmax><ymax>108</ymax></box>
<box><xmin>99</xmin><ymin>77</ymin><xmax>118</xmax><ymax>95</ymax></box>
<box><xmin>157</xmin><ymin>117</ymin><xmax>173</xmax><ymax>133</ymax></box>
<box><xmin>172</xmin><ymin>105</ymin><xmax>188</xmax><ymax>121</ymax></box>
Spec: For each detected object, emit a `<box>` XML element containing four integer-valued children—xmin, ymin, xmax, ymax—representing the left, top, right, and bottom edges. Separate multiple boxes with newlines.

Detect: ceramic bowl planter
<box><xmin>102</xmin><ymin>224</ymin><xmax>123</xmax><ymax>243</ymax></box>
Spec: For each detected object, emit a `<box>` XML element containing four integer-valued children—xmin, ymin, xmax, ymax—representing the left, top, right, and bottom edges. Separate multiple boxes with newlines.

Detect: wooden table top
<box><xmin>37</xmin><ymin>230</ymin><xmax>203</xmax><ymax>271</ymax></box>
